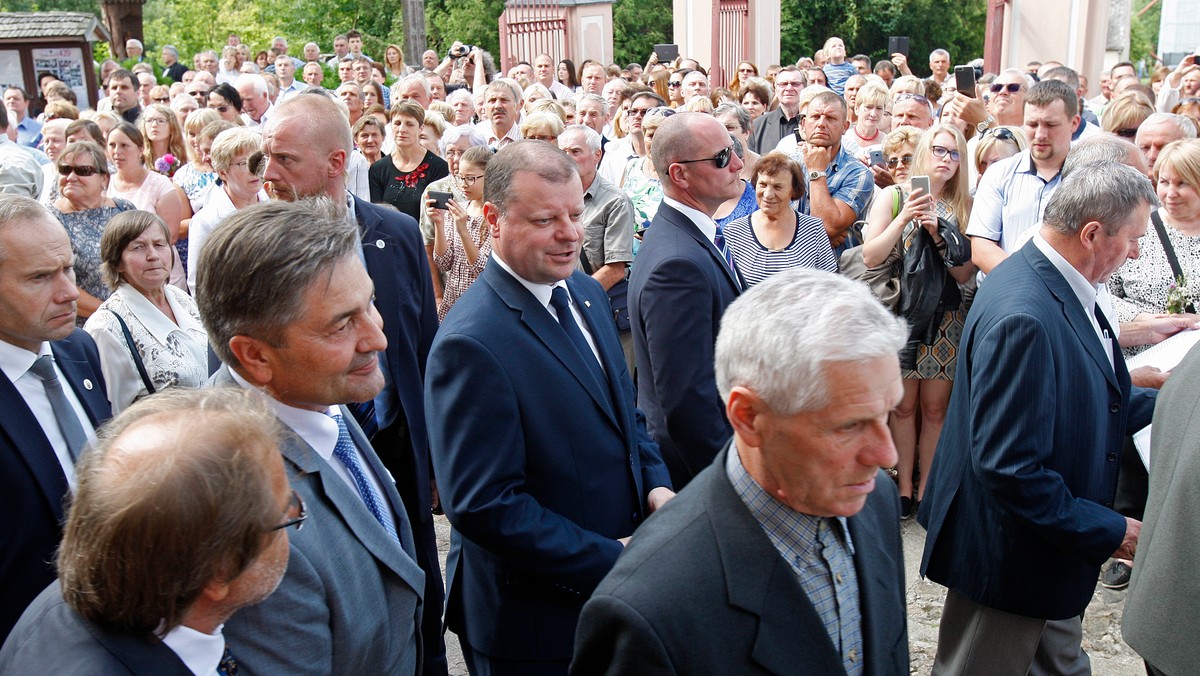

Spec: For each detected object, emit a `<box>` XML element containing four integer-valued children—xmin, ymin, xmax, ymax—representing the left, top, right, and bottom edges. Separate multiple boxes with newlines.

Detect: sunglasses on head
<box><xmin>895</xmin><ymin>93</ymin><xmax>930</xmax><ymax>104</ymax></box>
<box><xmin>646</xmin><ymin>106</ymin><xmax>676</xmax><ymax>119</ymax></box>
<box><xmin>58</xmin><ymin>164</ymin><xmax>101</xmax><ymax>177</ymax></box>
<box><xmin>985</xmin><ymin>127</ymin><xmax>1018</xmax><ymax>142</ymax></box>
<box><xmin>990</xmin><ymin>83</ymin><xmax>1022</xmax><ymax>94</ymax></box>
<box><xmin>675</xmin><ymin>145</ymin><xmax>734</xmax><ymax>169</ymax></box>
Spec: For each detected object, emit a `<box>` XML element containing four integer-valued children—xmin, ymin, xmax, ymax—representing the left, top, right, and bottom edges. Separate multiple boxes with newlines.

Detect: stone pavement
<box><xmin>435</xmin><ymin>515</ymin><xmax>1145</xmax><ymax>674</ymax></box>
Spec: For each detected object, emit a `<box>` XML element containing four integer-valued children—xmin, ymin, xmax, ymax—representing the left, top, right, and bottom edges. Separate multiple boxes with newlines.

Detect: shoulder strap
<box><xmin>1150</xmin><ymin>210</ymin><xmax>1196</xmax><ymax>313</ymax></box>
<box><xmin>892</xmin><ymin>187</ymin><xmax>902</xmax><ymax>219</ymax></box>
<box><xmin>107</xmin><ymin>310</ymin><xmax>157</xmax><ymax>395</ymax></box>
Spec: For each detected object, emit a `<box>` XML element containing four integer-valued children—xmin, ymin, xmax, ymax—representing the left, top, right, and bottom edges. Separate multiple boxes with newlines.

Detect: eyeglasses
<box><xmin>455</xmin><ymin>174</ymin><xmax>482</xmax><ymax>186</ymax></box>
<box><xmin>153</xmin><ymin>97</ymin><xmax>171</xmax><ymax>103</ymax></box>
<box><xmin>984</xmin><ymin>127</ymin><xmax>1018</xmax><ymax>142</ymax></box>
<box><xmin>58</xmin><ymin>164</ymin><xmax>102</xmax><ymax>177</ymax></box>
<box><xmin>668</xmin><ymin>81</ymin><xmax>682</xmax><ymax>88</ymax></box>
<box><xmin>931</xmin><ymin>145</ymin><xmax>961</xmax><ymax>161</ymax></box>
<box><xmin>270</xmin><ymin>489</ymin><xmax>308</xmax><ymax>532</ymax></box>
<box><xmin>675</xmin><ymin>145</ymin><xmax>734</xmax><ymax>169</ymax></box>
<box><xmin>1114</xmin><ymin>127</ymin><xmax>1138</xmax><ymax>138</ymax></box>
<box><xmin>894</xmin><ymin>93</ymin><xmax>930</xmax><ymax>105</ymax></box>
<box><xmin>776</xmin><ymin>80</ymin><xmax>804</xmax><ymax>89</ymax></box>
<box><xmin>212</xmin><ymin>105</ymin><xmax>231</xmax><ymax>114</ymax></box>
<box><xmin>144</xmin><ymin>117</ymin><xmax>169</xmax><ymax>126</ymax></box>
<box><xmin>886</xmin><ymin>154</ymin><xmax>914</xmax><ymax>168</ymax></box>
<box><xmin>990</xmin><ymin>83</ymin><xmax>1022</xmax><ymax>94</ymax></box>
<box><xmin>627</xmin><ymin>107</ymin><xmax>654</xmax><ymax>118</ymax></box>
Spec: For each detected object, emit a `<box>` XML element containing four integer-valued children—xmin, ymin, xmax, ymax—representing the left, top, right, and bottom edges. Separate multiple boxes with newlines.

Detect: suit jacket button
<box><xmin>1107</xmin><ymin>453</ymin><xmax>1117</xmax><ymax>462</ymax></box>
<box><xmin>1110</xmin><ymin>403</ymin><xmax>1120</xmax><ymax>413</ymax></box>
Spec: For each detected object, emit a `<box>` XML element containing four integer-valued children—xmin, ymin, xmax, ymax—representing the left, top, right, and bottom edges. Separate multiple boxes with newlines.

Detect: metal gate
<box><xmin>499</xmin><ymin>0</ymin><xmax>570</xmax><ymax>74</ymax></box>
<box><xmin>710</xmin><ymin>0</ymin><xmax>750</xmax><ymax>88</ymax></box>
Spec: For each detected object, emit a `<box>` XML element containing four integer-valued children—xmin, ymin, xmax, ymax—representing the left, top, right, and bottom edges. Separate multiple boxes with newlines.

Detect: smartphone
<box><xmin>954</xmin><ymin>65</ymin><xmax>977</xmax><ymax>98</ymax></box>
<box><xmin>888</xmin><ymin>36</ymin><xmax>910</xmax><ymax>58</ymax></box>
<box><xmin>911</xmin><ymin>175</ymin><xmax>931</xmax><ymax>200</ymax></box>
<box><xmin>654</xmin><ymin>44</ymin><xmax>679</xmax><ymax>63</ymax></box>
<box><xmin>869</xmin><ymin>149</ymin><xmax>885</xmax><ymax>167</ymax></box>
<box><xmin>429</xmin><ymin>191</ymin><xmax>453</xmax><ymax>209</ymax></box>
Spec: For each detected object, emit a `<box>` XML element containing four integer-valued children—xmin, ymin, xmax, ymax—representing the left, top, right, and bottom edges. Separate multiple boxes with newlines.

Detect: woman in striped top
<box><xmin>722</xmin><ymin>151</ymin><xmax>838</xmax><ymax>287</ymax></box>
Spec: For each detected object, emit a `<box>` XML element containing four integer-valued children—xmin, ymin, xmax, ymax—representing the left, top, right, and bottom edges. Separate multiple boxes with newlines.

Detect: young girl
<box><xmin>428</xmin><ymin>146</ymin><xmax>493</xmax><ymax>321</ymax></box>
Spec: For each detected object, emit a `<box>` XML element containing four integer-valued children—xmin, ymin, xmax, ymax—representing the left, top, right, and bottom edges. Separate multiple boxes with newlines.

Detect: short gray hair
<box><xmin>234</xmin><ymin>73</ymin><xmax>268</xmax><ymax>96</ymax></box>
<box><xmin>715</xmin><ymin>269</ymin><xmax>908</xmax><ymax>414</ymax></box>
<box><xmin>484</xmin><ymin>140</ymin><xmax>577</xmax><ymax>213</ymax></box>
<box><xmin>575</xmin><ymin>92</ymin><xmax>608</xmax><ymax>117</ymax></box>
<box><xmin>1062</xmin><ymin>135</ymin><xmax>1137</xmax><ymax>177</ymax></box>
<box><xmin>560</xmin><ymin>124</ymin><xmax>601</xmax><ymax>152</ymax></box>
<box><xmin>714</xmin><ymin>102</ymin><xmax>750</xmax><ymax>133</ymax></box>
<box><xmin>196</xmin><ymin>199</ymin><xmax>361</xmax><ymax>366</ymax></box>
<box><xmin>929</xmin><ymin>48</ymin><xmax>950</xmax><ymax>60</ymax></box>
<box><xmin>1043</xmin><ymin>163</ymin><xmax>1158</xmax><ymax>237</ymax></box>
<box><xmin>395</xmin><ymin>73</ymin><xmax>431</xmax><ymax>101</ymax></box>
<box><xmin>1140</xmin><ymin>112</ymin><xmax>1198</xmax><ymax>139</ymax></box>
<box><xmin>441</xmin><ymin>124</ymin><xmax>488</xmax><ymax>149</ymax></box>
<box><xmin>489</xmin><ymin>78</ymin><xmax>523</xmax><ymax>106</ymax></box>
<box><xmin>446</xmin><ymin>88</ymin><xmax>474</xmax><ymax>106</ymax></box>
<box><xmin>162</xmin><ymin>45</ymin><xmax>179</xmax><ymax>59</ymax></box>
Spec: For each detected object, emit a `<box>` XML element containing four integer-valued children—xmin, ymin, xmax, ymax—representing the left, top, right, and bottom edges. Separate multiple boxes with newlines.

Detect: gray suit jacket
<box><xmin>1123</xmin><ymin>342</ymin><xmax>1200</xmax><ymax>674</ymax></box>
<box><xmin>213</xmin><ymin>367</ymin><xmax>426</xmax><ymax>675</ymax></box>
<box><xmin>571</xmin><ymin>445</ymin><xmax>908</xmax><ymax>675</ymax></box>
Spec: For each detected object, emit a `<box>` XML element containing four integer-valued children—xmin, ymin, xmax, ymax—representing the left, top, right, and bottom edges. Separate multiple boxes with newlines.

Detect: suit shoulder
<box><xmin>54</xmin><ymin>328</ymin><xmax>102</xmax><ymax>360</ymax></box>
<box><xmin>356</xmin><ymin>199</ymin><xmax>421</xmax><ymax>241</ymax></box>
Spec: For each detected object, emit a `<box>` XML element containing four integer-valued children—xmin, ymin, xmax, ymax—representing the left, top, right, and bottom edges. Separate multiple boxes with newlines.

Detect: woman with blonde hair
<box><xmin>1103</xmin><ymin>91</ymin><xmax>1156</xmax><ymax>138</ymax></box>
<box><xmin>383</xmin><ymin>44</ymin><xmax>411</xmax><ymax>78</ymax></box>
<box><xmin>520</xmin><ymin>111</ymin><xmax>565</xmax><ymax>143</ymax></box>
<box><xmin>973</xmin><ymin>125</ymin><xmax>1027</xmax><ymax>188</ymax></box>
<box><xmin>138</xmin><ymin>104</ymin><xmax>188</xmax><ymax>178</ymax></box>
<box><xmin>729</xmin><ymin>61</ymin><xmax>758</xmax><ymax>96</ymax></box>
<box><xmin>863</xmin><ymin>123</ymin><xmax>975</xmax><ymax>517</ymax></box>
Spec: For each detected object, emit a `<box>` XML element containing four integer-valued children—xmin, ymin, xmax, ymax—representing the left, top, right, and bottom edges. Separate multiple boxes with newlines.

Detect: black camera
<box><xmin>450</xmin><ymin>44</ymin><xmax>475</xmax><ymax>59</ymax></box>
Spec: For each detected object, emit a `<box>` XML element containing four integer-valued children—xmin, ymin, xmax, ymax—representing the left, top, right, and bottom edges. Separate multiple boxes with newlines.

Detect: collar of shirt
<box><xmin>662</xmin><ymin>195</ymin><xmax>718</xmax><ymax>243</ymax></box>
<box><xmin>114</xmin><ymin>284</ymin><xmax>200</xmax><ymax>345</ymax></box>
<box><xmin>726</xmin><ymin>443</ymin><xmax>854</xmax><ymax>555</ymax></box>
<box><xmin>160</xmin><ymin>622</ymin><xmax>225</xmax><ymax>675</ymax></box>
<box><xmin>490</xmin><ymin>251</ymin><xmax>564</xmax><ymax>314</ymax></box>
<box><xmin>480</xmin><ymin>119</ymin><xmax>523</xmax><ymax>147</ymax></box>
<box><xmin>0</xmin><ymin>337</ymin><xmax>44</xmax><ymax>386</ymax></box>
<box><xmin>1032</xmin><ymin>232</ymin><xmax>1101</xmax><ymax>312</ymax></box>
<box><xmin>228</xmin><ymin>368</ymin><xmax>340</xmax><ymax>464</ymax></box>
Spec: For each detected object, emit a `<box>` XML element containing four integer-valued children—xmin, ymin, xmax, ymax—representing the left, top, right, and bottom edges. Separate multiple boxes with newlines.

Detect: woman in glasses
<box><xmin>729</xmin><ymin>61</ymin><xmax>758</xmax><ymax>97</ymax></box>
<box><xmin>188</xmin><ymin>128</ymin><xmax>267</xmax><ymax>291</ymax></box>
<box><xmin>1102</xmin><ymin>91</ymin><xmax>1155</xmax><ymax>139</ymax></box>
<box><xmin>973</xmin><ymin>125</ymin><xmax>1027</xmax><ymax>190</ymax></box>
<box><xmin>206</xmin><ymin>84</ymin><xmax>245</xmax><ymax>125</ymax></box>
<box><xmin>872</xmin><ymin>125</ymin><xmax>922</xmax><ymax>189</ymax></box>
<box><xmin>138</xmin><ymin>104</ymin><xmax>188</xmax><ymax>179</ymax></box>
<box><xmin>83</xmin><ymin>211</ymin><xmax>208</xmax><ymax>414</ymax></box>
<box><xmin>49</xmin><ymin>141</ymin><xmax>137</xmax><ymax>322</ymax></box>
<box><xmin>863</xmin><ymin>123</ymin><xmax>975</xmax><ymax>519</ymax></box>
<box><xmin>427</xmin><ymin>146</ymin><xmax>493</xmax><ymax>321</ymax></box>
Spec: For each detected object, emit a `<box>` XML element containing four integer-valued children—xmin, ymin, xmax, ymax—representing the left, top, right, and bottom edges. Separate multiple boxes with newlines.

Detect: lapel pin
<box><xmin>375</xmin><ymin>239</ymin><xmax>385</xmax><ymax>249</ymax></box>
<box><xmin>83</xmin><ymin>379</ymin><xmax>93</xmax><ymax>390</ymax></box>
<box><xmin>584</xmin><ymin>300</ymin><xmax>591</xmax><ymax>308</ymax></box>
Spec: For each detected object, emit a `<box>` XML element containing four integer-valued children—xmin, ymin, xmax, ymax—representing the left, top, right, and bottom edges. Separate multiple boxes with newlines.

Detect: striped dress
<box><xmin>723</xmin><ymin>210</ymin><xmax>838</xmax><ymax>287</ymax></box>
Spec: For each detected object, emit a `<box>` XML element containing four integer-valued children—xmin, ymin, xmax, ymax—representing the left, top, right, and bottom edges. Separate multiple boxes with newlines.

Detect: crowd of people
<box><xmin>1</xmin><ymin>26</ymin><xmax>1199</xmax><ymax>676</ymax></box>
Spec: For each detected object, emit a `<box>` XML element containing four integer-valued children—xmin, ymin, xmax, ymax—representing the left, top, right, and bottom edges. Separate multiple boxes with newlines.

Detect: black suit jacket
<box><xmin>0</xmin><ymin>330</ymin><xmax>110</xmax><ymax>642</ymax></box>
<box><xmin>628</xmin><ymin>202</ymin><xmax>741</xmax><ymax>488</ymax></box>
<box><xmin>571</xmin><ymin>446</ymin><xmax>908</xmax><ymax>675</ymax></box>
<box><xmin>0</xmin><ymin>582</ymin><xmax>191</xmax><ymax>675</ymax></box>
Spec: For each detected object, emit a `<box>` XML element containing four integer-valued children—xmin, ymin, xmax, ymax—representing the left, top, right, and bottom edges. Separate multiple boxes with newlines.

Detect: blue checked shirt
<box><xmin>727</xmin><ymin>447</ymin><xmax>864</xmax><ymax>675</ymax></box>
<box><xmin>790</xmin><ymin>144</ymin><xmax>874</xmax><ymax>225</ymax></box>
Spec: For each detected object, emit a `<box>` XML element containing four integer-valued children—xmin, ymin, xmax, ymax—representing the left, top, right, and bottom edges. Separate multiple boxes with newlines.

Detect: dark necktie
<box><xmin>27</xmin><ymin>354</ymin><xmax>88</xmax><ymax>461</ymax></box>
<box><xmin>217</xmin><ymin>645</ymin><xmax>239</xmax><ymax>676</ymax></box>
<box><xmin>549</xmin><ymin>286</ymin><xmax>606</xmax><ymax>388</ymax></box>
<box><xmin>713</xmin><ymin>226</ymin><xmax>741</xmax><ymax>287</ymax></box>
<box><xmin>330</xmin><ymin>412</ymin><xmax>399</xmax><ymax>542</ymax></box>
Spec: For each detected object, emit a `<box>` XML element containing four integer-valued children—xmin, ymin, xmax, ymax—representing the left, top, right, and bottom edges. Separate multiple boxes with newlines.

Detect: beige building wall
<box><xmin>568</xmin><ymin>3</ymin><xmax>613</xmax><ymax>66</ymax></box>
<box><xmin>1001</xmin><ymin>0</ymin><xmax>1110</xmax><ymax>88</ymax></box>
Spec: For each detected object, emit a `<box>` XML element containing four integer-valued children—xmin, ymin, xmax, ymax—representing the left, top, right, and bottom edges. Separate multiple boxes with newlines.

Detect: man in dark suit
<box><xmin>629</xmin><ymin>111</ymin><xmax>746</xmax><ymax>489</ymax></box>
<box><xmin>426</xmin><ymin>141</ymin><xmax>674</xmax><ymax>675</ymax></box>
<box><xmin>0</xmin><ymin>195</ymin><xmax>110</xmax><ymax>642</ymax></box>
<box><xmin>1</xmin><ymin>388</ymin><xmax>294</xmax><ymax>674</ymax></box>
<box><xmin>260</xmin><ymin>91</ymin><xmax>446</xmax><ymax>675</ymax></box>
<box><xmin>198</xmin><ymin>201</ymin><xmax>426</xmax><ymax>674</ymax></box>
<box><xmin>918</xmin><ymin>162</ymin><xmax>1160</xmax><ymax>674</ymax></box>
<box><xmin>572</xmin><ymin>269</ymin><xmax>910</xmax><ymax>675</ymax></box>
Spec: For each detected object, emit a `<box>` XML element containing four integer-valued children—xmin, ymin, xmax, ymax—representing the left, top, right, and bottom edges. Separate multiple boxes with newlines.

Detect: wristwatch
<box><xmin>976</xmin><ymin>116</ymin><xmax>996</xmax><ymax>134</ymax></box>
<box><xmin>808</xmin><ymin>170</ymin><xmax>827</xmax><ymax>182</ymax></box>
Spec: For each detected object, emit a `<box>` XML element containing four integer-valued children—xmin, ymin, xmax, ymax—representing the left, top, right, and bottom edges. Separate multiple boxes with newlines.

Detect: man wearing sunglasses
<box><xmin>985</xmin><ymin>69</ymin><xmax>1030</xmax><ymax>129</ymax></box>
<box><xmin>970</xmin><ymin>80</ymin><xmax>1080</xmax><ymax>277</ymax></box>
<box><xmin>0</xmin><ymin>389</ymin><xmax>293</xmax><ymax>674</ymax></box>
<box><xmin>630</xmin><ymin>112</ymin><xmax>746</xmax><ymax>489</ymax></box>
<box><xmin>748</xmin><ymin>66</ymin><xmax>807</xmax><ymax>154</ymax></box>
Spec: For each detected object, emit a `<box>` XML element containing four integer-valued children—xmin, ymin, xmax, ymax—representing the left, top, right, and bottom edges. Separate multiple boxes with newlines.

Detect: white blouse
<box><xmin>84</xmin><ymin>284</ymin><xmax>210</xmax><ymax>414</ymax></box>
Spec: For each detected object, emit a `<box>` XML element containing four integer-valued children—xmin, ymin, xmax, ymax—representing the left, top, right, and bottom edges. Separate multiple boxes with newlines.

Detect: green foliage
<box><xmin>612</xmin><ymin>0</ymin><xmax>672</xmax><ymax>67</ymax></box>
<box><xmin>0</xmin><ymin>0</ymin><xmax>97</xmax><ymax>11</ymax></box>
<box><xmin>424</xmin><ymin>0</ymin><xmax>504</xmax><ymax>58</ymax></box>
<box><xmin>1130</xmin><ymin>0</ymin><xmax>1161</xmax><ymax>67</ymax></box>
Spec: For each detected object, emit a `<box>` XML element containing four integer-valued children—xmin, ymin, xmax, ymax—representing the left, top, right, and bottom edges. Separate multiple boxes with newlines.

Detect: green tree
<box><xmin>1130</xmin><ymin>0</ymin><xmax>1161</xmax><ymax>68</ymax></box>
<box><xmin>611</xmin><ymin>0</ymin><xmax>672</xmax><ymax>67</ymax></box>
<box><xmin>424</xmin><ymin>0</ymin><xmax>504</xmax><ymax>58</ymax></box>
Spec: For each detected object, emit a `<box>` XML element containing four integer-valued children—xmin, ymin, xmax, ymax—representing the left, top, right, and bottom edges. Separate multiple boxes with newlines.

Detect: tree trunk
<box><xmin>101</xmin><ymin>0</ymin><xmax>146</xmax><ymax>60</ymax></box>
<box><xmin>403</xmin><ymin>0</ymin><xmax>428</xmax><ymax>67</ymax></box>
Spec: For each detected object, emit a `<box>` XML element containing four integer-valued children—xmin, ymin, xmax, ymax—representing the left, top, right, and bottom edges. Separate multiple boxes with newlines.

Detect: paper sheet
<box><xmin>1126</xmin><ymin>328</ymin><xmax>1200</xmax><ymax>372</ymax></box>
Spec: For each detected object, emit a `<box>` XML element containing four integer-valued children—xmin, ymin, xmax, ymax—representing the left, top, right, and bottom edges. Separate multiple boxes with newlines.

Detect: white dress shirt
<box><xmin>161</xmin><ymin>622</ymin><xmax>226</xmax><ymax>675</ymax></box>
<box><xmin>491</xmin><ymin>253</ymin><xmax>604</xmax><ymax>369</ymax></box>
<box><xmin>0</xmin><ymin>340</ymin><xmax>98</xmax><ymax>488</ymax></box>
<box><xmin>1032</xmin><ymin>233</ymin><xmax>1114</xmax><ymax>371</ymax></box>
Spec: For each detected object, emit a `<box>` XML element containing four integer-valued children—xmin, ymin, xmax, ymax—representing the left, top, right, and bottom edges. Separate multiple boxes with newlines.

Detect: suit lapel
<box><xmin>0</xmin><ymin>374</ymin><xmax>69</xmax><ymax>520</ymax></box>
<box><xmin>483</xmin><ymin>265</ymin><xmax>620</xmax><ymax>429</ymax></box>
<box><xmin>52</xmin><ymin>340</ymin><xmax>110</xmax><ymax>427</ymax></box>
<box><xmin>1023</xmin><ymin>246</ymin><xmax>1119</xmax><ymax>390</ymax></box>
<box><xmin>341</xmin><ymin>404</ymin><xmax>420</xmax><ymax>560</ymax></box>
<box><xmin>355</xmin><ymin>199</ymin><xmax>404</xmax><ymax>387</ymax></box>
<box><xmin>659</xmin><ymin>203</ymin><xmax>742</xmax><ymax>294</ymax></box>
<box><xmin>847</xmin><ymin>487</ymin><xmax>901</xmax><ymax>676</ymax></box>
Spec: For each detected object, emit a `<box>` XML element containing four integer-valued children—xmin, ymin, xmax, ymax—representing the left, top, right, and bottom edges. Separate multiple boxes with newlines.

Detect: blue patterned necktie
<box><xmin>330</xmin><ymin>412</ymin><xmax>398</xmax><ymax>542</ymax></box>
<box><xmin>217</xmin><ymin>645</ymin><xmax>238</xmax><ymax>676</ymax></box>
<box><xmin>713</xmin><ymin>226</ymin><xmax>741</xmax><ymax>285</ymax></box>
<box><xmin>549</xmin><ymin>286</ymin><xmax>606</xmax><ymax>389</ymax></box>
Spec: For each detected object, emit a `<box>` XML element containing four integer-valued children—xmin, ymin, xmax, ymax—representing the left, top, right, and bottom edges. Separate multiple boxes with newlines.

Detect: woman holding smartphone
<box><xmin>427</xmin><ymin>146</ymin><xmax>492</xmax><ymax>321</ymax></box>
<box><xmin>862</xmin><ymin>124</ymin><xmax>975</xmax><ymax>519</ymax></box>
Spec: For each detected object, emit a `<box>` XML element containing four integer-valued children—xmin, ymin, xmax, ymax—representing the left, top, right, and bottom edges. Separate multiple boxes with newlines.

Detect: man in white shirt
<box><xmin>478</xmin><ymin>79</ymin><xmax>523</xmax><ymax>149</ymax></box>
<box><xmin>0</xmin><ymin>388</ymin><xmax>293</xmax><ymax>674</ymax></box>
<box><xmin>273</xmin><ymin>54</ymin><xmax>304</xmax><ymax>103</ymax></box>
<box><xmin>236</xmin><ymin>74</ymin><xmax>274</xmax><ymax>131</ymax></box>
<box><xmin>534</xmin><ymin>53</ymin><xmax>572</xmax><ymax>99</ymax></box>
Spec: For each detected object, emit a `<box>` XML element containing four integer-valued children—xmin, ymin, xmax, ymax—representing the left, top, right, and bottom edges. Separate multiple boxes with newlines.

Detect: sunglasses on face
<box><xmin>990</xmin><ymin>83</ymin><xmax>1022</xmax><ymax>94</ymax></box>
<box><xmin>676</xmin><ymin>145</ymin><xmax>734</xmax><ymax>169</ymax></box>
<box><xmin>668</xmin><ymin>81</ymin><xmax>682</xmax><ymax>88</ymax></box>
<box><xmin>931</xmin><ymin>145</ymin><xmax>961</xmax><ymax>161</ymax></box>
<box><xmin>1114</xmin><ymin>127</ymin><xmax>1138</xmax><ymax>138</ymax></box>
<box><xmin>153</xmin><ymin>97</ymin><xmax>171</xmax><ymax>103</ymax></box>
<box><xmin>58</xmin><ymin>164</ymin><xmax>101</xmax><ymax>177</ymax></box>
<box><xmin>886</xmin><ymin>154</ymin><xmax>914</xmax><ymax>168</ymax></box>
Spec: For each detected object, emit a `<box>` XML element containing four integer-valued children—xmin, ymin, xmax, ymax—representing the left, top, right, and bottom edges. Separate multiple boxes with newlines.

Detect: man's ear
<box><xmin>726</xmin><ymin>386</ymin><xmax>766</xmax><ymax>449</ymax></box>
<box><xmin>228</xmin><ymin>335</ymin><xmax>274</xmax><ymax>386</ymax></box>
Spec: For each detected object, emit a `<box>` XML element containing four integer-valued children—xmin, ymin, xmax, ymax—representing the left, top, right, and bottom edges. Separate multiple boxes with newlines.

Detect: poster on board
<box><xmin>0</xmin><ymin>50</ymin><xmax>21</xmax><ymax>94</ymax></box>
<box><xmin>33</xmin><ymin>46</ymin><xmax>90</xmax><ymax>109</ymax></box>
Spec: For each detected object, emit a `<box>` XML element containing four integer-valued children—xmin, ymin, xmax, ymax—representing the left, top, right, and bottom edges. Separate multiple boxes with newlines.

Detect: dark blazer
<box><xmin>918</xmin><ymin>242</ymin><xmax>1157</xmax><ymax>621</ymax></box>
<box><xmin>571</xmin><ymin>447</ymin><xmax>908</xmax><ymax>676</ymax></box>
<box><xmin>0</xmin><ymin>330</ymin><xmax>110</xmax><ymax>642</ymax></box>
<box><xmin>748</xmin><ymin>107</ymin><xmax>800</xmax><ymax>155</ymax></box>
<box><xmin>426</xmin><ymin>264</ymin><xmax>671</xmax><ymax>662</ymax></box>
<box><xmin>629</xmin><ymin>202</ymin><xmax>741</xmax><ymax>489</ymax></box>
<box><xmin>0</xmin><ymin>582</ymin><xmax>191</xmax><ymax>675</ymax></box>
<box><xmin>214</xmin><ymin>367</ymin><xmax>427</xmax><ymax>675</ymax></box>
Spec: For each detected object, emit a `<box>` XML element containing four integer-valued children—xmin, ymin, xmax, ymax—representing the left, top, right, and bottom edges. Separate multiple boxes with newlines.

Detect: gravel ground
<box><xmin>435</xmin><ymin>515</ymin><xmax>1144</xmax><ymax>675</ymax></box>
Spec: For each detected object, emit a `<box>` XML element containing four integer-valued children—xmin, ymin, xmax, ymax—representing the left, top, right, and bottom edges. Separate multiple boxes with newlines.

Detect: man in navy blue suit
<box><xmin>0</xmin><ymin>195</ymin><xmax>110</xmax><ymax>642</ymax></box>
<box><xmin>628</xmin><ymin>112</ymin><xmax>745</xmax><ymax>489</ymax></box>
<box><xmin>918</xmin><ymin>163</ymin><xmax>1160</xmax><ymax>674</ymax></box>
<box><xmin>426</xmin><ymin>141</ymin><xmax>674</xmax><ymax>675</ymax></box>
<box><xmin>260</xmin><ymin>91</ymin><xmax>446</xmax><ymax>675</ymax></box>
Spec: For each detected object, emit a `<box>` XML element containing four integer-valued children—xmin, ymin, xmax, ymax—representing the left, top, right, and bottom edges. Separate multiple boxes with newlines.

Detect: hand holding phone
<box><xmin>954</xmin><ymin>65</ymin><xmax>977</xmax><ymax>98</ymax></box>
<box><xmin>869</xmin><ymin>149</ymin><xmax>885</xmax><ymax>167</ymax></box>
<box><xmin>429</xmin><ymin>191</ymin><xmax>453</xmax><ymax>210</ymax></box>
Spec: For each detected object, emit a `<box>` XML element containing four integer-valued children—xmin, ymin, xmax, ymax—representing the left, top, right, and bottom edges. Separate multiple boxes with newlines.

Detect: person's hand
<box><xmin>471</xmin><ymin>47</ymin><xmax>482</xmax><ymax>64</ymax></box>
<box><xmin>946</xmin><ymin>92</ymin><xmax>988</xmax><ymax>126</ymax></box>
<box><xmin>446</xmin><ymin>198</ymin><xmax>469</xmax><ymax>235</ymax></box>
<box><xmin>424</xmin><ymin>196</ymin><xmax>446</xmax><ymax>220</ymax></box>
<box><xmin>1143</xmin><ymin>313</ymin><xmax>1200</xmax><ymax>344</ymax></box>
<box><xmin>891</xmin><ymin>53</ymin><xmax>912</xmax><ymax>76</ymax></box>
<box><xmin>646</xmin><ymin>487</ymin><xmax>676</xmax><ymax>514</ymax></box>
<box><xmin>618</xmin><ymin>536</ymin><xmax>632</xmax><ymax>547</ymax></box>
<box><xmin>1113</xmin><ymin>517</ymin><xmax>1141</xmax><ymax>560</ymax></box>
<box><xmin>1168</xmin><ymin>54</ymin><xmax>1198</xmax><ymax>89</ymax></box>
<box><xmin>647</xmin><ymin>51</ymin><xmax>660</xmax><ymax>66</ymax></box>
<box><xmin>899</xmin><ymin>184</ymin><xmax>933</xmax><ymax>228</ymax></box>
<box><xmin>870</xmin><ymin>165</ymin><xmax>896</xmax><ymax>189</ymax></box>
<box><xmin>801</xmin><ymin>143</ymin><xmax>831</xmax><ymax>175</ymax></box>
<box><xmin>1130</xmin><ymin>365</ymin><xmax>1170</xmax><ymax>389</ymax></box>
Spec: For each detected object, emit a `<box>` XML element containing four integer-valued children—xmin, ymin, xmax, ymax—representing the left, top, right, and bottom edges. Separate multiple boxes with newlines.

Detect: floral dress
<box><xmin>50</xmin><ymin>199</ymin><xmax>137</xmax><ymax>324</ymax></box>
<box><xmin>621</xmin><ymin>157</ymin><xmax>662</xmax><ymax>235</ymax></box>
<box><xmin>368</xmin><ymin>150</ymin><xmax>450</xmax><ymax>220</ymax></box>
<box><xmin>432</xmin><ymin>213</ymin><xmax>492</xmax><ymax>322</ymax></box>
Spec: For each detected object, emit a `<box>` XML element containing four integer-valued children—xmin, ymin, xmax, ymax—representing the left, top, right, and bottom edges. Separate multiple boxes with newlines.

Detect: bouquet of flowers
<box><xmin>154</xmin><ymin>153</ymin><xmax>181</xmax><ymax>178</ymax></box>
<box><xmin>1166</xmin><ymin>274</ymin><xmax>1194</xmax><ymax>314</ymax></box>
